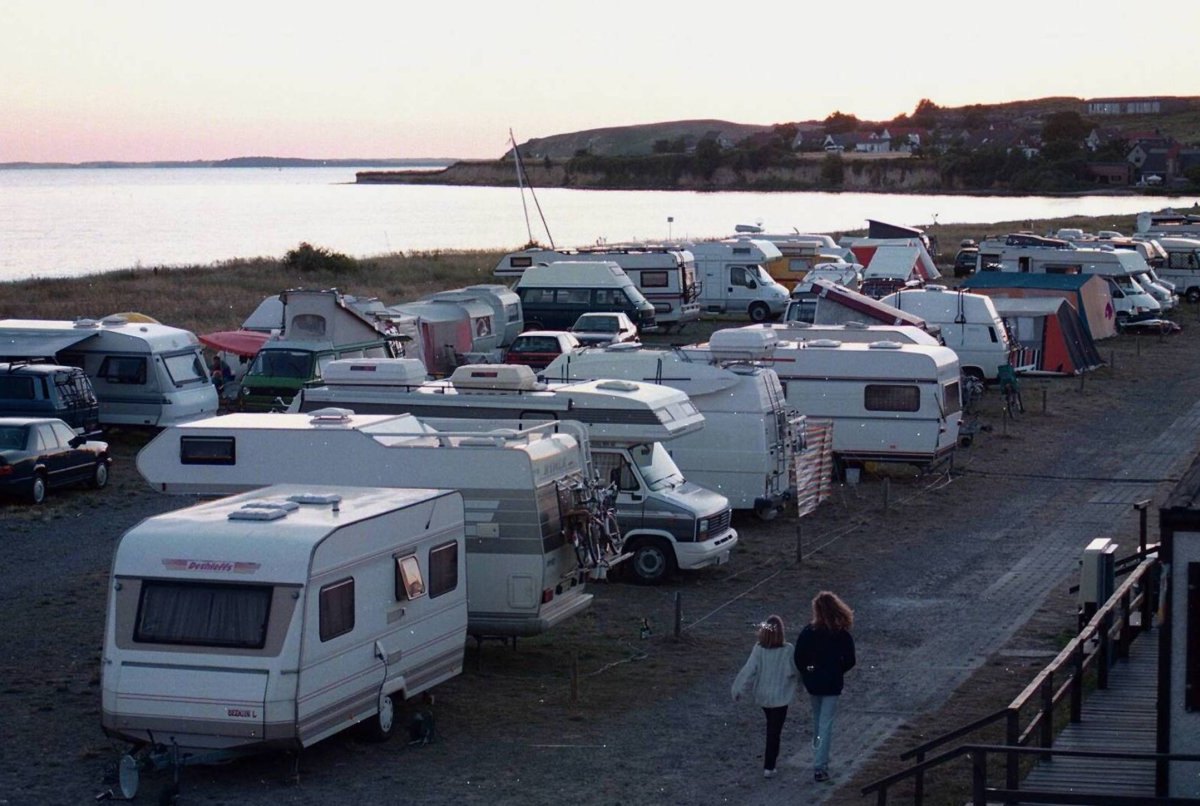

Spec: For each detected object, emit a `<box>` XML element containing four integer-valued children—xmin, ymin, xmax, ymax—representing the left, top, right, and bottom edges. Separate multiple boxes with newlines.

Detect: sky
<box><xmin>4</xmin><ymin>0</ymin><xmax>1199</xmax><ymax>163</ymax></box>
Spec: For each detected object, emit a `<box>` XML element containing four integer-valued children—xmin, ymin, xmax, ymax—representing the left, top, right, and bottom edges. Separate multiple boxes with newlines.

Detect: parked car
<box><xmin>503</xmin><ymin>331</ymin><xmax>581</xmax><ymax>370</ymax></box>
<box><xmin>953</xmin><ymin>248</ymin><xmax>979</xmax><ymax>278</ymax></box>
<box><xmin>0</xmin><ymin>417</ymin><xmax>111</xmax><ymax>504</ymax></box>
<box><xmin>0</xmin><ymin>362</ymin><xmax>100</xmax><ymax>435</ymax></box>
<box><xmin>568</xmin><ymin>312</ymin><xmax>640</xmax><ymax>347</ymax></box>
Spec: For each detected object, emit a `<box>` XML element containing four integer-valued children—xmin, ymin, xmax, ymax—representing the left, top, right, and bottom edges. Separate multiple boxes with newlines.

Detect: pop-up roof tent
<box><xmin>962</xmin><ymin>273</ymin><xmax>1118</xmax><ymax>341</ymax></box>
<box><xmin>807</xmin><ymin>278</ymin><xmax>937</xmax><ymax>334</ymax></box>
<box><xmin>989</xmin><ymin>297</ymin><xmax>1103</xmax><ymax>376</ymax></box>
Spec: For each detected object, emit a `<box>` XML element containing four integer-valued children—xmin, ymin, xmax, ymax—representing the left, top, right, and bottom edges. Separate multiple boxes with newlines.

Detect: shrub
<box><xmin>283</xmin><ymin>242</ymin><xmax>357</xmax><ymax>274</ymax></box>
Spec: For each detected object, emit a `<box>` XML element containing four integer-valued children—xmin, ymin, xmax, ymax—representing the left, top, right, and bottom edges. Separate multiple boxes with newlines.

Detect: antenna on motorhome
<box><xmin>509</xmin><ymin>129</ymin><xmax>555</xmax><ymax>249</ymax></box>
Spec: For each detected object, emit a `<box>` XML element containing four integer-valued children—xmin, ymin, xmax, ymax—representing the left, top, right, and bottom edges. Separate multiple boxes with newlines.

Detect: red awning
<box><xmin>198</xmin><ymin>330</ymin><xmax>270</xmax><ymax>358</ymax></box>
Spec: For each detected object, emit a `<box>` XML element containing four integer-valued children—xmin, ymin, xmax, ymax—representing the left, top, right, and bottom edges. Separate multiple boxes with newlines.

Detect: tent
<box><xmin>989</xmin><ymin>297</ymin><xmax>1103</xmax><ymax>376</ymax></box>
<box><xmin>961</xmin><ymin>273</ymin><xmax>1118</xmax><ymax>340</ymax></box>
<box><xmin>807</xmin><ymin>278</ymin><xmax>936</xmax><ymax>333</ymax></box>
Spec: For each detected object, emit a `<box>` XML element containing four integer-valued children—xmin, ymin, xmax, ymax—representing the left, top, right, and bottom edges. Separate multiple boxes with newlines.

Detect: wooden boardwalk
<box><xmin>1021</xmin><ymin>627</ymin><xmax>1159</xmax><ymax>798</ymax></box>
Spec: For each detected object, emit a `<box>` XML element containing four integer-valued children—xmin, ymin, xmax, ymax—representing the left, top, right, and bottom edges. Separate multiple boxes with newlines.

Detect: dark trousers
<box><xmin>762</xmin><ymin>705</ymin><xmax>788</xmax><ymax>770</ymax></box>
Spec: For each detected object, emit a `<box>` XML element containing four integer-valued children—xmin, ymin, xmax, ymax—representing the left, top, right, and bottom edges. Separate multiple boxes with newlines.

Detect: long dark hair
<box><xmin>811</xmin><ymin>591</ymin><xmax>853</xmax><ymax>632</ymax></box>
<box><xmin>758</xmin><ymin>614</ymin><xmax>785</xmax><ymax>648</ymax></box>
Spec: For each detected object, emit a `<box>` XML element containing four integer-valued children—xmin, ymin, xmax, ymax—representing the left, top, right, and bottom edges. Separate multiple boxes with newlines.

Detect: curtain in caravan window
<box><xmin>135</xmin><ymin>581</ymin><xmax>271</xmax><ymax>649</ymax></box>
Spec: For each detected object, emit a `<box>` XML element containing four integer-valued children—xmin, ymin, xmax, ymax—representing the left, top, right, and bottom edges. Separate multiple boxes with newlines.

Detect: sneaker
<box><xmin>814</xmin><ymin>770</ymin><xmax>830</xmax><ymax>783</ymax></box>
<box><xmin>763</xmin><ymin>769</ymin><xmax>776</xmax><ymax>779</ymax></box>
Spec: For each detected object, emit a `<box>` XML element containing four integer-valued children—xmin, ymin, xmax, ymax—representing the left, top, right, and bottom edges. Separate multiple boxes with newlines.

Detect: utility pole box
<box><xmin>1079</xmin><ymin>537</ymin><xmax>1118</xmax><ymax>611</ymax></box>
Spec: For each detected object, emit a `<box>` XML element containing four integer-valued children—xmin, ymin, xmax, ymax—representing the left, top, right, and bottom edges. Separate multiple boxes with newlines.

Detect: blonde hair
<box><xmin>811</xmin><ymin>591</ymin><xmax>853</xmax><ymax>632</ymax></box>
<box><xmin>757</xmin><ymin>614</ymin><xmax>785</xmax><ymax>648</ymax></box>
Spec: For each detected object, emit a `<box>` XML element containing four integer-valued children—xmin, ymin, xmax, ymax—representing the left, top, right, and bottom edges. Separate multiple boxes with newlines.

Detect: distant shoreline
<box><xmin>0</xmin><ymin>157</ymin><xmax>458</xmax><ymax>170</ymax></box>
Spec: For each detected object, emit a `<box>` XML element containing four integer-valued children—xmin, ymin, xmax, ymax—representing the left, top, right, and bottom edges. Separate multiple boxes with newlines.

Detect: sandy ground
<box><xmin>2</xmin><ymin>313</ymin><xmax>1199</xmax><ymax>806</ymax></box>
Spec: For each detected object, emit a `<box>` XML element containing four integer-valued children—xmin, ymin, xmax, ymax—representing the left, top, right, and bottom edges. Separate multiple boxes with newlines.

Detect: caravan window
<box><xmin>134</xmin><ymin>581</ymin><xmax>272</xmax><ymax>649</ymax></box>
<box><xmin>162</xmin><ymin>350</ymin><xmax>208</xmax><ymax>386</ymax></box>
<box><xmin>394</xmin><ymin>555</ymin><xmax>426</xmax><ymax>601</ymax></box>
<box><xmin>640</xmin><ymin>271</ymin><xmax>669</xmax><ymax>288</ymax></box>
<box><xmin>864</xmin><ymin>384</ymin><xmax>921</xmax><ymax>412</ymax></box>
<box><xmin>98</xmin><ymin>356</ymin><xmax>147</xmax><ymax>385</ymax></box>
<box><xmin>290</xmin><ymin>314</ymin><xmax>327</xmax><ymax>339</ymax></box>
<box><xmin>943</xmin><ymin>381</ymin><xmax>962</xmax><ymax>416</ymax></box>
<box><xmin>180</xmin><ymin>436</ymin><xmax>236</xmax><ymax>465</ymax></box>
<box><xmin>319</xmin><ymin>578</ymin><xmax>355</xmax><ymax>641</ymax></box>
<box><xmin>428</xmin><ymin>542</ymin><xmax>458</xmax><ymax>598</ymax></box>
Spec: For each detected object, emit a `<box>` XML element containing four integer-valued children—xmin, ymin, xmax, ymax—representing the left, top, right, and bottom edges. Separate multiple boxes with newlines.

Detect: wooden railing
<box><xmin>862</xmin><ymin>556</ymin><xmax>1160</xmax><ymax>805</ymax></box>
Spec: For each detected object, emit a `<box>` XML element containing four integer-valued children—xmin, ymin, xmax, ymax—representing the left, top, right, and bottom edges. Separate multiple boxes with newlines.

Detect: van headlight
<box><xmin>697</xmin><ymin>518</ymin><xmax>710</xmax><ymax>541</ymax></box>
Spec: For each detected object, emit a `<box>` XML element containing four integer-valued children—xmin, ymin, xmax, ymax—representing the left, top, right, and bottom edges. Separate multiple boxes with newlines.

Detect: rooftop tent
<box><xmin>989</xmin><ymin>297</ymin><xmax>1103</xmax><ymax>376</ymax></box>
<box><xmin>962</xmin><ymin>273</ymin><xmax>1118</xmax><ymax>340</ymax></box>
<box><xmin>867</xmin><ymin>220</ymin><xmax>926</xmax><ymax>240</ymax></box>
<box><xmin>808</xmin><ymin>278</ymin><xmax>936</xmax><ymax>333</ymax></box>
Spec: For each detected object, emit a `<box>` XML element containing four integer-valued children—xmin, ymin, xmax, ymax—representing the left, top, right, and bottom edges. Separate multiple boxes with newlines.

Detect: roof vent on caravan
<box><xmin>242</xmin><ymin>500</ymin><xmax>301</xmax><ymax>512</ymax></box>
<box><xmin>708</xmin><ymin>328</ymin><xmax>779</xmax><ymax>361</ymax></box>
<box><xmin>73</xmin><ymin>319</ymin><xmax>101</xmax><ymax>329</ymax></box>
<box><xmin>100</xmin><ymin>315</ymin><xmax>129</xmax><ymax>327</ymax></box>
<box><xmin>925</xmin><ymin>285</ymin><xmax>948</xmax><ymax>292</ymax></box>
<box><xmin>594</xmin><ymin>379</ymin><xmax>640</xmax><ymax>393</ymax></box>
<box><xmin>449</xmin><ymin>364</ymin><xmax>542</xmax><ymax>393</ymax></box>
<box><xmin>604</xmin><ymin>342</ymin><xmax>642</xmax><ymax>353</ymax></box>
<box><xmin>843</xmin><ymin>321</ymin><xmax>869</xmax><ymax>329</ymax></box>
<box><xmin>868</xmin><ymin>341</ymin><xmax>904</xmax><ymax>350</ymax></box>
<box><xmin>228</xmin><ymin>505</ymin><xmax>291</xmax><ymax>521</ymax></box>
<box><xmin>287</xmin><ymin>492</ymin><xmax>343</xmax><ymax>507</ymax></box>
<box><xmin>308</xmin><ymin>407</ymin><xmax>356</xmax><ymax>425</ymax></box>
<box><xmin>324</xmin><ymin>358</ymin><xmax>426</xmax><ymax>387</ymax></box>
<box><xmin>807</xmin><ymin>339</ymin><xmax>843</xmax><ymax>348</ymax></box>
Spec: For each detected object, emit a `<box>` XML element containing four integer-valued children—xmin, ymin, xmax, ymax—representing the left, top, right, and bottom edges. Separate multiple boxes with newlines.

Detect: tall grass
<box><xmin>0</xmin><ymin>248</ymin><xmax>507</xmax><ymax>335</ymax></box>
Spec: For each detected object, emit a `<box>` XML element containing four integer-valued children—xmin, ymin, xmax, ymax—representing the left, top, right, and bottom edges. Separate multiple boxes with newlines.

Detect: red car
<box><xmin>503</xmin><ymin>331</ymin><xmax>582</xmax><ymax>371</ymax></box>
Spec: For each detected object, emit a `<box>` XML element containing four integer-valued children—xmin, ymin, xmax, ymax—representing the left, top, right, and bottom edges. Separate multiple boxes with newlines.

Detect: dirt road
<box><xmin>2</xmin><ymin>321</ymin><xmax>1198</xmax><ymax>806</ymax></box>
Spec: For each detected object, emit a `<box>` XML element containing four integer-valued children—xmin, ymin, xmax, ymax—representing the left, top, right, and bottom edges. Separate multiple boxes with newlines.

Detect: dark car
<box><xmin>953</xmin><ymin>248</ymin><xmax>980</xmax><ymax>278</ymax></box>
<box><xmin>0</xmin><ymin>417</ymin><xmax>111</xmax><ymax>504</ymax></box>
<box><xmin>503</xmin><ymin>331</ymin><xmax>582</xmax><ymax>371</ymax></box>
<box><xmin>0</xmin><ymin>362</ymin><xmax>100</xmax><ymax>435</ymax></box>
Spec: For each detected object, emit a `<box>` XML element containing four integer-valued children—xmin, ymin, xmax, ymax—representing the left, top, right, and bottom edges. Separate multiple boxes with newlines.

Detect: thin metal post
<box><xmin>795</xmin><ymin>524</ymin><xmax>803</xmax><ymax>564</ymax></box>
<box><xmin>1134</xmin><ymin>500</ymin><xmax>1150</xmax><ymax>555</ymax></box>
<box><xmin>882</xmin><ymin>477</ymin><xmax>890</xmax><ymax>511</ymax></box>
<box><xmin>570</xmin><ymin>651</ymin><xmax>579</xmax><ymax>702</ymax></box>
<box><xmin>1041</xmin><ymin>388</ymin><xmax>1047</xmax><ymax>414</ymax></box>
<box><xmin>1136</xmin><ymin>332</ymin><xmax>1142</xmax><ymax>356</ymax></box>
<box><xmin>673</xmin><ymin>592</ymin><xmax>682</xmax><ymax>639</ymax></box>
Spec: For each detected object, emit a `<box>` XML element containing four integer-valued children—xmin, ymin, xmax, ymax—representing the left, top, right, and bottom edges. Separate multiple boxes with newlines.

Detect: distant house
<box><xmin>1084</xmin><ymin>161</ymin><xmax>1133</xmax><ymax>185</ymax></box>
<box><xmin>823</xmin><ymin>133</ymin><xmax>867</xmax><ymax>152</ymax></box>
<box><xmin>888</xmin><ymin>126</ymin><xmax>929</xmax><ymax>153</ymax></box>
<box><xmin>1128</xmin><ymin>136</ymin><xmax>1181</xmax><ymax>182</ymax></box>
<box><xmin>1085</xmin><ymin>97</ymin><xmax>1163</xmax><ymax>116</ymax></box>
<box><xmin>790</xmin><ymin>125</ymin><xmax>825</xmax><ymax>151</ymax></box>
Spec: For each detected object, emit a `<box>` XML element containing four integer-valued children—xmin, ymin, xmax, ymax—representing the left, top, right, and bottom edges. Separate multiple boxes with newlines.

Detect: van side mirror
<box><xmin>747</xmin><ymin>280</ymin><xmax>758</xmax><ymax>289</ymax></box>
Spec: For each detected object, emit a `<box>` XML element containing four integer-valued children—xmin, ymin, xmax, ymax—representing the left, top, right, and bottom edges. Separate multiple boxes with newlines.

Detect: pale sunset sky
<box><xmin>4</xmin><ymin>0</ymin><xmax>1197</xmax><ymax>163</ymax></box>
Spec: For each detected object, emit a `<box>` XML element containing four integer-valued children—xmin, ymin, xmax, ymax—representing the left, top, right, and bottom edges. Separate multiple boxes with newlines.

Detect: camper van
<box><xmin>494</xmin><ymin>247</ymin><xmax>700</xmax><ymax>330</ymax></box>
<box><xmin>0</xmin><ymin>362</ymin><xmax>100</xmax><ymax>434</ymax></box>
<box><xmin>880</xmin><ymin>287</ymin><xmax>1022</xmax><ymax>382</ymax></box>
<box><xmin>683</xmin><ymin>238</ymin><xmax>791</xmax><ymax>322</ymax></box>
<box><xmin>0</xmin><ymin>316</ymin><xmax>217</xmax><ymax>427</ymax></box>
<box><xmin>685</xmin><ymin>329</ymin><xmax>961</xmax><ymax>470</ymax></box>
<box><xmin>137</xmin><ymin>411</ymin><xmax>608</xmax><ymax>637</ymax></box>
<box><xmin>542</xmin><ymin>343</ymin><xmax>802</xmax><ymax>519</ymax></box>
<box><xmin>975</xmin><ymin>237</ymin><xmax>1164</xmax><ymax>324</ymax></box>
<box><xmin>290</xmin><ymin>361</ymin><xmax>738</xmax><ymax>584</ymax></box>
<box><xmin>514</xmin><ymin>262</ymin><xmax>658</xmax><ymax>332</ymax></box>
<box><xmin>1148</xmin><ymin>237</ymin><xmax>1200</xmax><ymax>303</ymax></box>
<box><xmin>238</xmin><ymin>289</ymin><xmax>405</xmax><ymax>411</ymax></box>
<box><xmin>101</xmin><ymin>484</ymin><xmax>467</xmax><ymax>776</ymax></box>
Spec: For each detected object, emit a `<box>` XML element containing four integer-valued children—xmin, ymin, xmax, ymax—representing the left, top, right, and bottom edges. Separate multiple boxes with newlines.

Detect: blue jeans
<box><xmin>810</xmin><ymin>695</ymin><xmax>839</xmax><ymax>772</ymax></box>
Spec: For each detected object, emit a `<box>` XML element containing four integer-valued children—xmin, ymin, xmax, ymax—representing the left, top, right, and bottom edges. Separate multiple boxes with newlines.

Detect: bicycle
<box><xmin>560</xmin><ymin>479</ymin><xmax>623</xmax><ymax>573</ymax></box>
<box><xmin>997</xmin><ymin>363</ymin><xmax>1024</xmax><ymax>419</ymax></box>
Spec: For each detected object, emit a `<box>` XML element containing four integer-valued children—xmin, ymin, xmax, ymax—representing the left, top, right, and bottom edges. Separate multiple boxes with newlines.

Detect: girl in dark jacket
<box><xmin>793</xmin><ymin>591</ymin><xmax>855</xmax><ymax>782</ymax></box>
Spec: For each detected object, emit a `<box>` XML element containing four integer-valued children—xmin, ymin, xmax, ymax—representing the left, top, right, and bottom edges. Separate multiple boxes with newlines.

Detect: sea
<box><xmin>1</xmin><ymin>165</ymin><xmax>1195</xmax><ymax>283</ymax></box>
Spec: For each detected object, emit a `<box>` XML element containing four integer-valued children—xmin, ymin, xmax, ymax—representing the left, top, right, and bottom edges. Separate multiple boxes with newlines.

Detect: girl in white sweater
<box><xmin>731</xmin><ymin>614</ymin><xmax>798</xmax><ymax>777</ymax></box>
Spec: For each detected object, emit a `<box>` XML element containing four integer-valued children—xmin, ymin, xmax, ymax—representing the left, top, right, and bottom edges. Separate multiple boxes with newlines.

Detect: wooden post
<box><xmin>673</xmin><ymin>592</ymin><xmax>682</xmax><ymax>639</ymax></box>
<box><xmin>914</xmin><ymin>749</ymin><xmax>926</xmax><ymax>805</ymax></box>
<box><xmin>1079</xmin><ymin>370</ymin><xmax>1086</xmax><ymax>394</ymax></box>
<box><xmin>1136</xmin><ymin>332</ymin><xmax>1142</xmax><ymax>356</ymax></box>
<box><xmin>1005</xmin><ymin>708</ymin><xmax>1020</xmax><ymax>795</ymax></box>
<box><xmin>1040</xmin><ymin>676</ymin><xmax>1054</xmax><ymax>748</ymax></box>
<box><xmin>1109</xmin><ymin>349</ymin><xmax>1115</xmax><ymax>370</ymax></box>
<box><xmin>1070</xmin><ymin>641</ymin><xmax>1083</xmax><ymax>722</ymax></box>
<box><xmin>882</xmin><ymin>477</ymin><xmax>890</xmax><ymax>511</ymax></box>
<box><xmin>1041</xmin><ymin>388</ymin><xmax>1047</xmax><ymax>414</ymax></box>
<box><xmin>972</xmin><ymin>750</ymin><xmax>988</xmax><ymax>806</ymax></box>
<box><xmin>570</xmin><ymin>651</ymin><xmax>579</xmax><ymax>703</ymax></box>
<box><xmin>795</xmin><ymin>524</ymin><xmax>803</xmax><ymax>564</ymax></box>
<box><xmin>1097</xmin><ymin>614</ymin><xmax>1111</xmax><ymax>690</ymax></box>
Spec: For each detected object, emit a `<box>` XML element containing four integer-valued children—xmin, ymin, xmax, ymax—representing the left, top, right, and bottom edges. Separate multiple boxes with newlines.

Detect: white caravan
<box><xmin>975</xmin><ymin>237</ymin><xmax>1163</xmax><ymax>324</ymax></box>
<box><xmin>542</xmin><ymin>342</ymin><xmax>802</xmax><ymax>518</ymax></box>
<box><xmin>137</xmin><ymin>411</ymin><xmax>606</xmax><ymax>638</ymax></box>
<box><xmin>880</xmin><ymin>287</ymin><xmax>1022</xmax><ymax>382</ymax></box>
<box><xmin>493</xmin><ymin>246</ymin><xmax>701</xmax><ymax>331</ymax></box>
<box><xmin>686</xmin><ymin>329</ymin><xmax>961</xmax><ymax>470</ymax></box>
<box><xmin>102</xmin><ymin>484</ymin><xmax>466</xmax><ymax>774</ymax></box>
<box><xmin>0</xmin><ymin>316</ymin><xmax>217</xmax><ymax>427</ymax></box>
<box><xmin>750</xmin><ymin>321</ymin><xmax>942</xmax><ymax>346</ymax></box>
<box><xmin>682</xmin><ymin>238</ymin><xmax>791</xmax><ymax>322</ymax></box>
<box><xmin>1148</xmin><ymin>237</ymin><xmax>1200</xmax><ymax>303</ymax></box>
<box><xmin>291</xmin><ymin>360</ymin><xmax>738</xmax><ymax>584</ymax></box>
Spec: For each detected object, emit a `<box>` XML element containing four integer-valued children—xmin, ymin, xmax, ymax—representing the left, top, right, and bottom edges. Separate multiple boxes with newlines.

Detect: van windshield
<box><xmin>248</xmin><ymin>349</ymin><xmax>315</xmax><ymax>379</ymax></box>
<box><xmin>134</xmin><ymin>580</ymin><xmax>272</xmax><ymax>649</ymax></box>
<box><xmin>162</xmin><ymin>350</ymin><xmax>208</xmax><ymax>386</ymax></box>
<box><xmin>632</xmin><ymin>443</ymin><xmax>684</xmax><ymax>491</ymax></box>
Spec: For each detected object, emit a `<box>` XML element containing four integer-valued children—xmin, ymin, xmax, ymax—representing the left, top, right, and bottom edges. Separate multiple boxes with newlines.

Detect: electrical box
<box><xmin>1079</xmin><ymin>537</ymin><xmax>1118</xmax><ymax>606</ymax></box>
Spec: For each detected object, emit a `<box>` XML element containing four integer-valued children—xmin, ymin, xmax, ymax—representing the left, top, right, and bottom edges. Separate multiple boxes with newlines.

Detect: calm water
<box><xmin>1</xmin><ymin>166</ymin><xmax>1194</xmax><ymax>282</ymax></box>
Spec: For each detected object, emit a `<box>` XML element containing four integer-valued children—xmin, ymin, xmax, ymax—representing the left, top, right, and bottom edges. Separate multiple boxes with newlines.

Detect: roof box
<box><xmin>708</xmin><ymin>327</ymin><xmax>779</xmax><ymax>360</ymax></box>
<box><xmin>450</xmin><ymin>364</ymin><xmax>543</xmax><ymax>393</ymax></box>
<box><xmin>323</xmin><ymin>358</ymin><xmax>427</xmax><ymax>386</ymax></box>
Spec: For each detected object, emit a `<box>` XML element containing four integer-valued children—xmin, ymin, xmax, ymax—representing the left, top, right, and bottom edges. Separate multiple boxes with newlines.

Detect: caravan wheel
<box><xmin>359</xmin><ymin>692</ymin><xmax>398</xmax><ymax>742</ymax></box>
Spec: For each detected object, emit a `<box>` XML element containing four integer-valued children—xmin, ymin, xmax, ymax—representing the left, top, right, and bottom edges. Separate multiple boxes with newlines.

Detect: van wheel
<box><xmin>360</xmin><ymin>691</ymin><xmax>397</xmax><ymax>742</ymax></box>
<box><xmin>524</xmin><ymin>321</ymin><xmax>543</xmax><ymax>332</ymax></box>
<box><xmin>29</xmin><ymin>473</ymin><xmax>47</xmax><ymax>505</ymax></box>
<box><xmin>754</xmin><ymin>502</ymin><xmax>780</xmax><ymax>521</ymax></box>
<box><xmin>90</xmin><ymin>460</ymin><xmax>109</xmax><ymax>489</ymax></box>
<box><xmin>627</xmin><ymin>539</ymin><xmax>676</xmax><ymax>585</ymax></box>
<box><xmin>1187</xmin><ymin>288</ymin><xmax>1200</xmax><ymax>304</ymax></box>
<box><xmin>748</xmin><ymin>302</ymin><xmax>770</xmax><ymax>323</ymax></box>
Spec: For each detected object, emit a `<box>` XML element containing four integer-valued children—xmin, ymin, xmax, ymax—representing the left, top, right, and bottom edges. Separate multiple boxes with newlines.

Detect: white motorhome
<box><xmin>0</xmin><ymin>316</ymin><xmax>217</xmax><ymax>427</ymax></box>
<box><xmin>1147</xmin><ymin>237</ymin><xmax>1200</xmax><ymax>303</ymax></box>
<box><xmin>751</xmin><ymin>321</ymin><xmax>942</xmax><ymax>347</ymax></box>
<box><xmin>102</xmin><ymin>484</ymin><xmax>467</xmax><ymax>775</ymax></box>
<box><xmin>290</xmin><ymin>360</ymin><xmax>737</xmax><ymax>584</ymax></box>
<box><xmin>137</xmin><ymin>411</ymin><xmax>606</xmax><ymax>638</ymax></box>
<box><xmin>685</xmin><ymin>329</ymin><xmax>961</xmax><ymax>471</ymax></box>
<box><xmin>880</xmin><ymin>287</ymin><xmax>1023</xmax><ymax>381</ymax></box>
<box><xmin>493</xmin><ymin>247</ymin><xmax>700</xmax><ymax>330</ymax></box>
<box><xmin>682</xmin><ymin>238</ymin><xmax>791</xmax><ymax>322</ymax></box>
<box><xmin>1052</xmin><ymin>235</ymin><xmax>1177</xmax><ymax>311</ymax></box>
<box><xmin>976</xmin><ymin>237</ymin><xmax>1163</xmax><ymax>324</ymax></box>
<box><xmin>542</xmin><ymin>342</ymin><xmax>802</xmax><ymax>519</ymax></box>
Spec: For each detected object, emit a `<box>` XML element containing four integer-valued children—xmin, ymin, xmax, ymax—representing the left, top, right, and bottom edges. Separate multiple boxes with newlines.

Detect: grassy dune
<box><xmin>0</xmin><ymin>211</ymin><xmax>1149</xmax><ymax>333</ymax></box>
